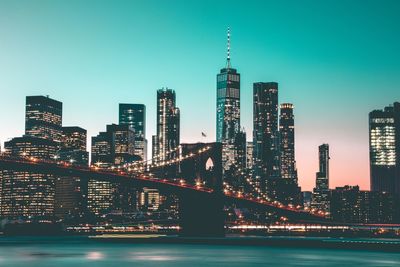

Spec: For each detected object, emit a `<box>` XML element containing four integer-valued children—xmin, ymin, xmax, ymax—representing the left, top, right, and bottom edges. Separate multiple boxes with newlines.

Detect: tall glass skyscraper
<box><xmin>153</xmin><ymin>88</ymin><xmax>180</xmax><ymax>163</ymax></box>
<box><xmin>252</xmin><ymin>82</ymin><xmax>280</xmax><ymax>193</ymax></box>
<box><xmin>216</xmin><ymin>28</ymin><xmax>241</xmax><ymax>171</ymax></box>
<box><xmin>119</xmin><ymin>104</ymin><xmax>147</xmax><ymax>161</ymax></box>
<box><xmin>279</xmin><ymin>103</ymin><xmax>298</xmax><ymax>183</ymax></box>
<box><xmin>369</xmin><ymin>102</ymin><xmax>400</xmax><ymax>197</ymax></box>
<box><xmin>312</xmin><ymin>144</ymin><xmax>330</xmax><ymax>212</ymax></box>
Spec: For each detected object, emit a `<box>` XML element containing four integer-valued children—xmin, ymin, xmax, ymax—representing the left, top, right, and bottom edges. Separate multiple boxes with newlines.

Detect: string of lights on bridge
<box><xmin>0</xmin><ymin>149</ymin><xmax>328</xmax><ymax>219</ymax></box>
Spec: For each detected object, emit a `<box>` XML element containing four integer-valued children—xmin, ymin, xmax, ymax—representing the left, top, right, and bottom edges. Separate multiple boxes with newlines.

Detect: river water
<box><xmin>0</xmin><ymin>237</ymin><xmax>399</xmax><ymax>266</ymax></box>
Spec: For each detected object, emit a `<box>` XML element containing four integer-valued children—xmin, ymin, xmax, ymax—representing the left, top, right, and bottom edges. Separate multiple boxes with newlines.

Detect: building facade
<box><xmin>25</xmin><ymin>95</ymin><xmax>63</xmax><ymax>142</ymax></box>
<box><xmin>58</xmin><ymin>126</ymin><xmax>89</xmax><ymax>166</ymax></box>
<box><xmin>253</xmin><ymin>82</ymin><xmax>280</xmax><ymax>194</ymax></box>
<box><xmin>216</xmin><ymin>29</ymin><xmax>241</xmax><ymax>172</ymax></box>
<box><xmin>138</xmin><ymin>188</ymin><xmax>160</xmax><ymax>211</ymax></box>
<box><xmin>330</xmin><ymin>185</ymin><xmax>397</xmax><ymax>223</ymax></box>
<box><xmin>279</xmin><ymin>103</ymin><xmax>298</xmax><ymax>183</ymax></box>
<box><xmin>153</xmin><ymin>88</ymin><xmax>180</xmax><ymax>163</ymax></box>
<box><xmin>312</xmin><ymin>144</ymin><xmax>330</xmax><ymax>212</ymax></box>
<box><xmin>119</xmin><ymin>103</ymin><xmax>147</xmax><ymax>161</ymax></box>
<box><xmin>369</xmin><ymin>102</ymin><xmax>400</xmax><ymax>197</ymax></box>
<box><xmin>1</xmin><ymin>135</ymin><xmax>58</xmax><ymax>219</ymax></box>
<box><xmin>88</xmin><ymin>124</ymin><xmax>136</xmax><ymax>217</ymax></box>
<box><xmin>55</xmin><ymin>126</ymin><xmax>89</xmax><ymax>221</ymax></box>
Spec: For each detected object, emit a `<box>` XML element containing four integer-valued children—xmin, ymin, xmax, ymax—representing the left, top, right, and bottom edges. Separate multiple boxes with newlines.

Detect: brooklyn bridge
<box><xmin>0</xmin><ymin>142</ymin><xmax>329</xmax><ymax>236</ymax></box>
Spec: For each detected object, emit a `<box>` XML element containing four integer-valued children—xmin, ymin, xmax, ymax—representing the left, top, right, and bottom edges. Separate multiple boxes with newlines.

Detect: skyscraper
<box><xmin>369</xmin><ymin>102</ymin><xmax>400</xmax><ymax>197</ymax></box>
<box><xmin>153</xmin><ymin>88</ymin><xmax>180</xmax><ymax>163</ymax></box>
<box><xmin>216</xmin><ymin>28</ymin><xmax>241</xmax><ymax>171</ymax></box>
<box><xmin>107</xmin><ymin>124</ymin><xmax>135</xmax><ymax>166</ymax></box>
<box><xmin>55</xmin><ymin>126</ymin><xmax>89</xmax><ymax>220</ymax></box>
<box><xmin>91</xmin><ymin>131</ymin><xmax>113</xmax><ymax>167</ymax></box>
<box><xmin>119</xmin><ymin>104</ymin><xmax>147</xmax><ymax>161</ymax></box>
<box><xmin>25</xmin><ymin>95</ymin><xmax>63</xmax><ymax>142</ymax></box>
<box><xmin>91</xmin><ymin>124</ymin><xmax>136</xmax><ymax>167</ymax></box>
<box><xmin>252</xmin><ymin>82</ymin><xmax>280</xmax><ymax>194</ymax></box>
<box><xmin>279</xmin><ymin>103</ymin><xmax>298</xmax><ymax>183</ymax></box>
<box><xmin>312</xmin><ymin>144</ymin><xmax>330</xmax><ymax>212</ymax></box>
<box><xmin>58</xmin><ymin>126</ymin><xmax>89</xmax><ymax>166</ymax></box>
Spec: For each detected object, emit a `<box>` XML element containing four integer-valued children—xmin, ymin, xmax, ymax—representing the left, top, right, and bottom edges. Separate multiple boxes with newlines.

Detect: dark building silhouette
<box><xmin>302</xmin><ymin>191</ymin><xmax>312</xmax><ymax>209</ymax></box>
<box><xmin>279</xmin><ymin>103</ymin><xmax>298</xmax><ymax>183</ymax></box>
<box><xmin>312</xmin><ymin>144</ymin><xmax>330</xmax><ymax>212</ymax></box>
<box><xmin>216</xmin><ymin>28</ymin><xmax>241</xmax><ymax>172</ymax></box>
<box><xmin>25</xmin><ymin>95</ymin><xmax>63</xmax><ymax>142</ymax></box>
<box><xmin>225</xmin><ymin>130</ymin><xmax>247</xmax><ymax>191</ymax></box>
<box><xmin>119</xmin><ymin>104</ymin><xmax>147</xmax><ymax>161</ymax></box>
<box><xmin>253</xmin><ymin>82</ymin><xmax>280</xmax><ymax>194</ymax></box>
<box><xmin>369</xmin><ymin>102</ymin><xmax>400</xmax><ymax>197</ymax></box>
<box><xmin>330</xmin><ymin>185</ymin><xmax>396</xmax><ymax>223</ymax></box>
<box><xmin>153</xmin><ymin>88</ymin><xmax>180</xmax><ymax>163</ymax></box>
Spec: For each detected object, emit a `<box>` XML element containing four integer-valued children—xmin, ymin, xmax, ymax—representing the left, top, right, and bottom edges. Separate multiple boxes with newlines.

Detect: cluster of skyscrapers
<box><xmin>217</xmin><ymin>29</ymin><xmax>300</xmax><ymax>205</ymax></box>
<box><xmin>307</xmin><ymin>102</ymin><xmax>400</xmax><ymax>223</ymax></box>
<box><xmin>0</xmin><ymin>29</ymin><xmax>399</xmax><ymax>225</ymax></box>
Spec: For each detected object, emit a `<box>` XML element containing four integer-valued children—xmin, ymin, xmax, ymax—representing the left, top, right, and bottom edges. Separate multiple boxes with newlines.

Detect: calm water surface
<box><xmin>0</xmin><ymin>237</ymin><xmax>399</xmax><ymax>266</ymax></box>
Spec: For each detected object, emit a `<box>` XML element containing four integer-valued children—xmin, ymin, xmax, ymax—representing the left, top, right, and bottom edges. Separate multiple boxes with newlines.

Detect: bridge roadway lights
<box><xmin>179</xmin><ymin>190</ymin><xmax>225</xmax><ymax>237</ymax></box>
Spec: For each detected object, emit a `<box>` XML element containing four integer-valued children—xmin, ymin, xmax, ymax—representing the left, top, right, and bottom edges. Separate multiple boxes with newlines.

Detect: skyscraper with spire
<box><xmin>216</xmin><ymin>28</ymin><xmax>241</xmax><ymax>171</ymax></box>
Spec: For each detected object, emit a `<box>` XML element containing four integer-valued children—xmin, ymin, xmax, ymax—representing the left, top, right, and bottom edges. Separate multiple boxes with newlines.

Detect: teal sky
<box><xmin>0</xmin><ymin>0</ymin><xmax>399</xmax><ymax>190</ymax></box>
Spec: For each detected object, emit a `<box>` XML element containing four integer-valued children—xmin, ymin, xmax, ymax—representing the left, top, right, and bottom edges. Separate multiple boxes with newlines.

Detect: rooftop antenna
<box><xmin>226</xmin><ymin>27</ymin><xmax>231</xmax><ymax>68</ymax></box>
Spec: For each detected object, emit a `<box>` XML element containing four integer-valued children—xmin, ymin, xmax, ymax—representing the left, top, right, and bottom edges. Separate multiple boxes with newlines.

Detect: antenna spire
<box><xmin>226</xmin><ymin>27</ymin><xmax>231</xmax><ymax>68</ymax></box>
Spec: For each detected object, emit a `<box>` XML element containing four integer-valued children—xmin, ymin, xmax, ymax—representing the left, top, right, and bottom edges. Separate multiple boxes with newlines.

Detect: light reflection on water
<box><xmin>0</xmin><ymin>239</ymin><xmax>399</xmax><ymax>267</ymax></box>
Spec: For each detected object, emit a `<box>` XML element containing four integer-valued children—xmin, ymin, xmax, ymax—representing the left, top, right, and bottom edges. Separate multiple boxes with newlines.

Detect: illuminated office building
<box><xmin>139</xmin><ymin>188</ymin><xmax>160</xmax><ymax>211</ymax></box>
<box><xmin>330</xmin><ymin>186</ymin><xmax>396</xmax><ymax>223</ymax></box>
<box><xmin>25</xmin><ymin>95</ymin><xmax>63</xmax><ymax>142</ymax></box>
<box><xmin>216</xmin><ymin>28</ymin><xmax>241</xmax><ymax>172</ymax></box>
<box><xmin>88</xmin><ymin>124</ymin><xmax>136</xmax><ymax>217</ymax></box>
<box><xmin>369</xmin><ymin>102</ymin><xmax>400</xmax><ymax>197</ymax></box>
<box><xmin>246</xmin><ymin>141</ymin><xmax>254</xmax><ymax>171</ymax></box>
<box><xmin>279</xmin><ymin>103</ymin><xmax>298</xmax><ymax>183</ymax></box>
<box><xmin>253</xmin><ymin>82</ymin><xmax>280</xmax><ymax>194</ymax></box>
<box><xmin>91</xmin><ymin>124</ymin><xmax>135</xmax><ymax>167</ymax></box>
<box><xmin>55</xmin><ymin>126</ymin><xmax>89</xmax><ymax>220</ymax></box>
<box><xmin>312</xmin><ymin>144</ymin><xmax>330</xmax><ymax>212</ymax></box>
<box><xmin>58</xmin><ymin>126</ymin><xmax>89</xmax><ymax>166</ymax></box>
<box><xmin>1</xmin><ymin>136</ymin><xmax>58</xmax><ymax>219</ymax></box>
<box><xmin>153</xmin><ymin>88</ymin><xmax>180</xmax><ymax>163</ymax></box>
<box><xmin>119</xmin><ymin>104</ymin><xmax>147</xmax><ymax>161</ymax></box>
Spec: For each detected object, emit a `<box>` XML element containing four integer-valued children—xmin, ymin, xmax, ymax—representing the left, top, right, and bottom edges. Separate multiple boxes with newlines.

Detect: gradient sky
<box><xmin>0</xmin><ymin>0</ymin><xmax>399</xmax><ymax>191</ymax></box>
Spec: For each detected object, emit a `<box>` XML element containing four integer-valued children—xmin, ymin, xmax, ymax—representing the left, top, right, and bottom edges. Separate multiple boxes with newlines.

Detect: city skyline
<box><xmin>1</xmin><ymin>1</ymin><xmax>400</xmax><ymax>191</ymax></box>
